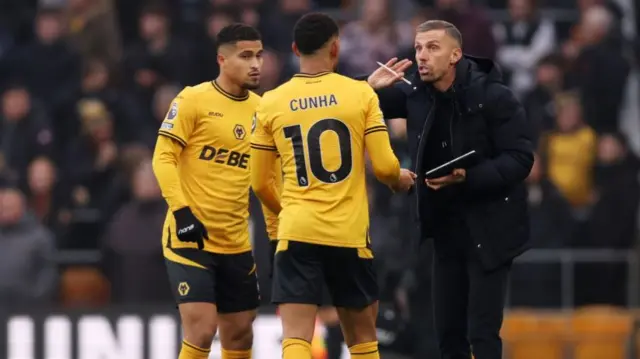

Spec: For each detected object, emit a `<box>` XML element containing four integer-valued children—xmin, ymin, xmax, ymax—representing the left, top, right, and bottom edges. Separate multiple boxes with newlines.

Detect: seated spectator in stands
<box><xmin>124</xmin><ymin>4</ymin><xmax>194</xmax><ymax>103</ymax></box>
<box><xmin>61</xmin><ymin>99</ymin><xmax>120</xmax><ymax>249</ymax></box>
<box><xmin>0</xmin><ymin>84</ymin><xmax>54</xmax><ymax>183</ymax></box>
<box><xmin>575</xmin><ymin>132</ymin><xmax>640</xmax><ymax>306</ymax></box>
<box><xmin>1</xmin><ymin>6</ymin><xmax>81</xmax><ymax>112</ymax></box>
<box><xmin>257</xmin><ymin>49</ymin><xmax>284</xmax><ymax>95</ymax></box>
<box><xmin>494</xmin><ymin>0</ymin><xmax>556</xmax><ymax>97</ymax></box>
<box><xmin>197</xmin><ymin>8</ymin><xmax>236</xmax><ymax>81</ymax></box>
<box><xmin>540</xmin><ymin>92</ymin><xmax>597</xmax><ymax>211</ymax></box>
<box><xmin>339</xmin><ymin>0</ymin><xmax>412</xmax><ymax>76</ymax></box>
<box><xmin>101</xmin><ymin>157</ymin><xmax>170</xmax><ymax>304</ymax></box>
<box><xmin>585</xmin><ymin>133</ymin><xmax>640</xmax><ymax>249</ymax></box>
<box><xmin>564</xmin><ymin>5</ymin><xmax>629</xmax><ymax>133</ymax></box>
<box><xmin>71</xmin><ymin>58</ymin><xmax>148</xmax><ymax>145</ymax></box>
<box><xmin>432</xmin><ymin>0</ymin><xmax>496</xmax><ymax>58</ymax></box>
<box><xmin>522</xmin><ymin>54</ymin><xmax>566</xmax><ymax>143</ymax></box>
<box><xmin>0</xmin><ymin>185</ymin><xmax>57</xmax><ymax>306</ymax></box>
<box><xmin>25</xmin><ymin>157</ymin><xmax>69</xmax><ymax>236</ymax></box>
<box><xmin>66</xmin><ymin>0</ymin><xmax>122</xmax><ymax>69</ymax></box>
<box><xmin>259</xmin><ymin>0</ymin><xmax>313</xmax><ymax>54</ymax></box>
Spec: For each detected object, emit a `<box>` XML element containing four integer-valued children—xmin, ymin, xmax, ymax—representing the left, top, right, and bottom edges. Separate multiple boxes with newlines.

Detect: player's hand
<box><xmin>425</xmin><ymin>168</ymin><xmax>466</xmax><ymax>191</ymax></box>
<box><xmin>173</xmin><ymin>207</ymin><xmax>209</xmax><ymax>250</ymax></box>
<box><xmin>367</xmin><ymin>57</ymin><xmax>413</xmax><ymax>90</ymax></box>
<box><xmin>391</xmin><ymin>168</ymin><xmax>417</xmax><ymax>192</ymax></box>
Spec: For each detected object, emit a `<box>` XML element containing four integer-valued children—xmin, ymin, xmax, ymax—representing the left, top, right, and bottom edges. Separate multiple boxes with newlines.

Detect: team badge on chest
<box><xmin>234</xmin><ymin>124</ymin><xmax>246</xmax><ymax>140</ymax></box>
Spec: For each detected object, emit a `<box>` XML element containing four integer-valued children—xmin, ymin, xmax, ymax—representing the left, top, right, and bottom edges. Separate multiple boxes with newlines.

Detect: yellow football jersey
<box><xmin>251</xmin><ymin>72</ymin><xmax>399</xmax><ymax>248</ymax></box>
<box><xmin>153</xmin><ymin>81</ymin><xmax>260</xmax><ymax>254</ymax></box>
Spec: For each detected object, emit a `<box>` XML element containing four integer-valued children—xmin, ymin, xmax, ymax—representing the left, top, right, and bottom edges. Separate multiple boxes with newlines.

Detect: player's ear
<box><xmin>329</xmin><ymin>38</ymin><xmax>340</xmax><ymax>58</ymax></box>
<box><xmin>217</xmin><ymin>53</ymin><xmax>225</xmax><ymax>67</ymax></box>
<box><xmin>292</xmin><ymin>42</ymin><xmax>301</xmax><ymax>58</ymax></box>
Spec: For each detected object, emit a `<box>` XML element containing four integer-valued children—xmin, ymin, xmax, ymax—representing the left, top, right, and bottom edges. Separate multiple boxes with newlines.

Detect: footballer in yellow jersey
<box><xmin>250</xmin><ymin>13</ymin><xmax>415</xmax><ymax>359</ymax></box>
<box><xmin>151</xmin><ymin>24</ymin><xmax>273</xmax><ymax>359</ymax></box>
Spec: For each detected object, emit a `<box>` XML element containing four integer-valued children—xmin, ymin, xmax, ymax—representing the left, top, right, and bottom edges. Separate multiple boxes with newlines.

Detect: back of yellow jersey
<box><xmin>252</xmin><ymin>72</ymin><xmax>387</xmax><ymax>248</ymax></box>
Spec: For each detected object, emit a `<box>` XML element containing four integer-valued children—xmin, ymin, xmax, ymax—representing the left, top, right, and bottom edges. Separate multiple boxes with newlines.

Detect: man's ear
<box><xmin>217</xmin><ymin>53</ymin><xmax>225</xmax><ymax>67</ymax></box>
<box><xmin>329</xmin><ymin>39</ymin><xmax>339</xmax><ymax>58</ymax></box>
<box><xmin>292</xmin><ymin>42</ymin><xmax>301</xmax><ymax>57</ymax></box>
<box><xmin>451</xmin><ymin>48</ymin><xmax>462</xmax><ymax>65</ymax></box>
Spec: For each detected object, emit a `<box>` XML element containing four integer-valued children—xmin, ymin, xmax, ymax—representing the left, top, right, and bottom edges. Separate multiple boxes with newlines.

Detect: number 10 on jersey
<box><xmin>283</xmin><ymin>118</ymin><xmax>353</xmax><ymax>187</ymax></box>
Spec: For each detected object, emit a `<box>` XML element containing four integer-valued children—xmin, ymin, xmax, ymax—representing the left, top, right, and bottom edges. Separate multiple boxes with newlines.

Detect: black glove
<box><xmin>269</xmin><ymin>240</ymin><xmax>278</xmax><ymax>279</ymax></box>
<box><xmin>173</xmin><ymin>207</ymin><xmax>208</xmax><ymax>250</ymax></box>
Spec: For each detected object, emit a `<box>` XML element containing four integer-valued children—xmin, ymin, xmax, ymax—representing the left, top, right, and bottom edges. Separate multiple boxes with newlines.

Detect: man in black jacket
<box><xmin>365</xmin><ymin>20</ymin><xmax>533</xmax><ymax>359</ymax></box>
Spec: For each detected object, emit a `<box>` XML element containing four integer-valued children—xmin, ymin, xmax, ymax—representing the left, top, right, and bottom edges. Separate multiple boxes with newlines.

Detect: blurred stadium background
<box><xmin>0</xmin><ymin>0</ymin><xmax>638</xmax><ymax>358</ymax></box>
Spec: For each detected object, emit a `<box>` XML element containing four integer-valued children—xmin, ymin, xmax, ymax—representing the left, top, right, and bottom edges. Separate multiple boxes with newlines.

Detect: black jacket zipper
<box><xmin>414</xmin><ymin>95</ymin><xmax>435</xmax><ymax>221</ymax></box>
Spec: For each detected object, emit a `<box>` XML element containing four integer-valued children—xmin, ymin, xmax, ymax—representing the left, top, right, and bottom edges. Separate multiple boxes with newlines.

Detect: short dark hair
<box><xmin>216</xmin><ymin>23</ymin><xmax>261</xmax><ymax>49</ymax></box>
<box><xmin>293</xmin><ymin>13</ymin><xmax>339</xmax><ymax>55</ymax></box>
<box><xmin>416</xmin><ymin>20</ymin><xmax>463</xmax><ymax>47</ymax></box>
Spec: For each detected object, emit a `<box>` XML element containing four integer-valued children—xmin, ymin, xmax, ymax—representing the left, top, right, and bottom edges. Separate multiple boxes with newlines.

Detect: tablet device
<box><xmin>425</xmin><ymin>150</ymin><xmax>478</xmax><ymax>179</ymax></box>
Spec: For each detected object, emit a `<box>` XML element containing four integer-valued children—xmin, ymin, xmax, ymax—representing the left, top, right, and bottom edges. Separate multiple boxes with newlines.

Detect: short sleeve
<box><xmin>158</xmin><ymin>87</ymin><xmax>197</xmax><ymax>146</ymax></box>
<box><xmin>250</xmin><ymin>100</ymin><xmax>277</xmax><ymax>151</ymax></box>
<box><xmin>363</xmin><ymin>85</ymin><xmax>388</xmax><ymax>136</ymax></box>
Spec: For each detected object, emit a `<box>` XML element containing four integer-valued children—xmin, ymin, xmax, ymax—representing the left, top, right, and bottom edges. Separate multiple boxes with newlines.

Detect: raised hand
<box><xmin>367</xmin><ymin>58</ymin><xmax>413</xmax><ymax>90</ymax></box>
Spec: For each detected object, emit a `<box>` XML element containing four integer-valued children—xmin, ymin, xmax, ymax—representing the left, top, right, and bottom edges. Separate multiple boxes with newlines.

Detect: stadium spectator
<box><xmin>0</xmin><ymin>84</ymin><xmax>54</xmax><ymax>183</ymax></box>
<box><xmin>69</xmin><ymin>58</ymin><xmax>148</xmax><ymax>146</ymax></box>
<box><xmin>574</xmin><ymin>133</ymin><xmax>640</xmax><ymax>306</ymax></box>
<box><xmin>540</xmin><ymin>91</ymin><xmax>597</xmax><ymax>210</ymax></box>
<box><xmin>564</xmin><ymin>5</ymin><xmax>630</xmax><ymax>133</ymax></box>
<box><xmin>25</xmin><ymin>157</ymin><xmax>68</xmax><ymax>236</ymax></box>
<box><xmin>66</xmin><ymin>0</ymin><xmax>122</xmax><ymax>69</ymax></box>
<box><xmin>339</xmin><ymin>0</ymin><xmax>413</xmax><ymax>76</ymax></box>
<box><xmin>0</xmin><ymin>186</ymin><xmax>57</xmax><ymax>306</ymax></box>
<box><xmin>432</xmin><ymin>0</ymin><xmax>497</xmax><ymax>58</ymax></box>
<box><xmin>494</xmin><ymin>0</ymin><xmax>556</xmax><ymax>97</ymax></box>
<box><xmin>196</xmin><ymin>8</ymin><xmax>236</xmax><ymax>81</ymax></box>
<box><xmin>2</xmin><ymin>6</ymin><xmax>81</xmax><ymax>112</ymax></box>
<box><xmin>257</xmin><ymin>49</ymin><xmax>285</xmax><ymax>94</ymax></box>
<box><xmin>124</xmin><ymin>4</ymin><xmax>194</xmax><ymax>104</ymax></box>
<box><xmin>101</xmin><ymin>157</ymin><xmax>170</xmax><ymax>303</ymax></box>
<box><xmin>585</xmin><ymin>133</ymin><xmax>640</xmax><ymax>249</ymax></box>
<box><xmin>522</xmin><ymin>53</ymin><xmax>565</xmax><ymax>143</ymax></box>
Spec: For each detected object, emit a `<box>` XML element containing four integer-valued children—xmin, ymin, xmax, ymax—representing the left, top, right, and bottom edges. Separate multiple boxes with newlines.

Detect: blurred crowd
<box><xmin>0</xmin><ymin>0</ymin><xmax>638</xmax><ymax>313</ymax></box>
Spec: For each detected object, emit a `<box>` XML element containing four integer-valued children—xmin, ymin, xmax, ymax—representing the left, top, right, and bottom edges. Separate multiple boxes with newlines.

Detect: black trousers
<box><xmin>432</xmin><ymin>241</ymin><xmax>511</xmax><ymax>359</ymax></box>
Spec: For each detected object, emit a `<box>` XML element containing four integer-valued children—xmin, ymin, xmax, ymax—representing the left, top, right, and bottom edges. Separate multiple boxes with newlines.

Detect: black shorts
<box><xmin>164</xmin><ymin>248</ymin><xmax>260</xmax><ymax>313</ymax></box>
<box><xmin>272</xmin><ymin>240</ymin><xmax>378</xmax><ymax>308</ymax></box>
<box><xmin>269</xmin><ymin>240</ymin><xmax>278</xmax><ymax>279</ymax></box>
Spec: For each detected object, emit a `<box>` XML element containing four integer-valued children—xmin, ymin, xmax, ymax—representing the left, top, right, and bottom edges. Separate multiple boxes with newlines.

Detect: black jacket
<box><xmin>375</xmin><ymin>56</ymin><xmax>534</xmax><ymax>270</ymax></box>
